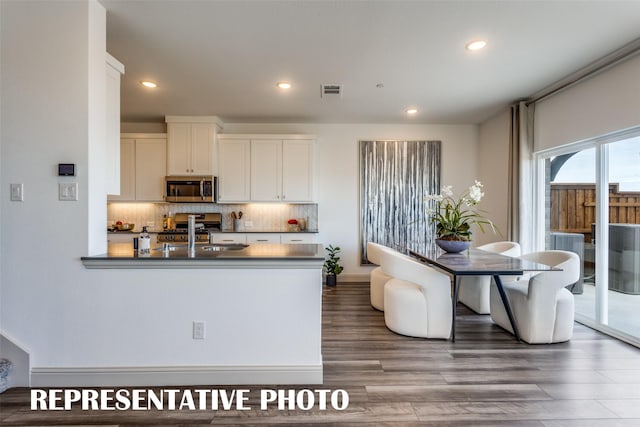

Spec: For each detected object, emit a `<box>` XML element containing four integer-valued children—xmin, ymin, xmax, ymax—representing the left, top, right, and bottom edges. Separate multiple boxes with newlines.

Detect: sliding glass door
<box><xmin>539</xmin><ymin>132</ymin><xmax>640</xmax><ymax>345</ymax></box>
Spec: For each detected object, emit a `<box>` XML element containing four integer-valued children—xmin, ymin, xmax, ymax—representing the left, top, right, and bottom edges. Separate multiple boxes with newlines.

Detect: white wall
<box><xmin>535</xmin><ymin>54</ymin><xmax>640</xmax><ymax>152</ymax></box>
<box><xmin>476</xmin><ymin>109</ymin><xmax>511</xmax><ymax>246</ymax></box>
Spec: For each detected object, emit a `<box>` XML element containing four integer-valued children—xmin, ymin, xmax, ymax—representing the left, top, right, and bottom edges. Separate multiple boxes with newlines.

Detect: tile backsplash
<box><xmin>107</xmin><ymin>203</ymin><xmax>318</xmax><ymax>232</ymax></box>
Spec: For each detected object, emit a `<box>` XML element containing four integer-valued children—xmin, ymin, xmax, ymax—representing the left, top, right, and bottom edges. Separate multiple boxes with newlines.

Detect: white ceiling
<box><xmin>103</xmin><ymin>0</ymin><xmax>640</xmax><ymax>125</ymax></box>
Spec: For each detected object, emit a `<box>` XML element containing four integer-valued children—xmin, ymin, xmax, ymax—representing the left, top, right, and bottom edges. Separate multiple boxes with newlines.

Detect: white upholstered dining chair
<box><xmin>383</xmin><ymin>251</ymin><xmax>452</xmax><ymax>339</ymax></box>
<box><xmin>490</xmin><ymin>250</ymin><xmax>580</xmax><ymax>344</ymax></box>
<box><xmin>458</xmin><ymin>241</ymin><xmax>521</xmax><ymax>314</ymax></box>
<box><xmin>366</xmin><ymin>242</ymin><xmax>394</xmax><ymax>311</ymax></box>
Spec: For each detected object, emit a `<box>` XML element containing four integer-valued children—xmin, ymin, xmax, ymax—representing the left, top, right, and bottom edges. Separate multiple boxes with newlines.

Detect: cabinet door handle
<box><xmin>282</xmin><ymin>195</ymin><xmax>286</xmax><ymax>200</ymax></box>
<box><xmin>256</xmin><ymin>239</ymin><xmax>268</xmax><ymax>242</ymax></box>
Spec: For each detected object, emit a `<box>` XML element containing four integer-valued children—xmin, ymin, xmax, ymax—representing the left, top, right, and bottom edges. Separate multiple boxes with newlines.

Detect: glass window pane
<box><xmin>607</xmin><ymin>136</ymin><xmax>640</xmax><ymax>338</ymax></box>
<box><xmin>545</xmin><ymin>148</ymin><xmax>596</xmax><ymax>322</ymax></box>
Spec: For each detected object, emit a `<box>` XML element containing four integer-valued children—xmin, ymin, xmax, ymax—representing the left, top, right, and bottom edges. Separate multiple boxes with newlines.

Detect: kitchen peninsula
<box><xmin>82</xmin><ymin>242</ymin><xmax>324</xmax><ymax>268</ymax></box>
<box><xmin>76</xmin><ymin>244</ymin><xmax>325</xmax><ymax>386</ymax></box>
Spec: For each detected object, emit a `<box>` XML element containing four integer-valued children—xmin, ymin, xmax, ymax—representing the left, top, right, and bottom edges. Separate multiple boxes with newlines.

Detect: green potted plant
<box><xmin>324</xmin><ymin>245</ymin><xmax>344</xmax><ymax>286</ymax></box>
<box><xmin>425</xmin><ymin>180</ymin><xmax>496</xmax><ymax>253</ymax></box>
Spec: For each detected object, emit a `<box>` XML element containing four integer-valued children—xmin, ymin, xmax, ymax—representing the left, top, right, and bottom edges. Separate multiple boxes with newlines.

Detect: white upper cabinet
<box><xmin>166</xmin><ymin>123</ymin><xmax>191</xmax><ymax>175</ymax></box>
<box><xmin>217</xmin><ymin>137</ymin><xmax>251</xmax><ymax>202</ymax></box>
<box><xmin>250</xmin><ymin>139</ymin><xmax>282</xmax><ymax>201</ymax></box>
<box><xmin>165</xmin><ymin>116</ymin><xmax>223</xmax><ymax>176</ymax></box>
<box><xmin>108</xmin><ymin>138</ymin><xmax>135</xmax><ymax>201</ymax></box>
<box><xmin>135</xmin><ymin>137</ymin><xmax>167</xmax><ymax>201</ymax></box>
<box><xmin>250</xmin><ymin>138</ymin><xmax>316</xmax><ymax>202</ymax></box>
<box><xmin>282</xmin><ymin>139</ymin><xmax>315</xmax><ymax>202</ymax></box>
<box><xmin>218</xmin><ymin>134</ymin><xmax>316</xmax><ymax>203</ymax></box>
<box><xmin>108</xmin><ymin>134</ymin><xmax>167</xmax><ymax>202</ymax></box>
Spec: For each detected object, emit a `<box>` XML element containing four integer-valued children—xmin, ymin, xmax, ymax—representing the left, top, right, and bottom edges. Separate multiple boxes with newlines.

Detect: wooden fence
<box><xmin>550</xmin><ymin>183</ymin><xmax>640</xmax><ymax>242</ymax></box>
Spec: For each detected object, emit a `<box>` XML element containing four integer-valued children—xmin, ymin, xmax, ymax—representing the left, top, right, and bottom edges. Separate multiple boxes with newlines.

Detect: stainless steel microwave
<box><xmin>164</xmin><ymin>176</ymin><xmax>217</xmax><ymax>203</ymax></box>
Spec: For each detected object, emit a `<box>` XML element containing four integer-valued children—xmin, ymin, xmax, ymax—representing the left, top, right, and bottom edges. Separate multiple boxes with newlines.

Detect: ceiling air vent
<box><xmin>321</xmin><ymin>84</ymin><xmax>343</xmax><ymax>98</ymax></box>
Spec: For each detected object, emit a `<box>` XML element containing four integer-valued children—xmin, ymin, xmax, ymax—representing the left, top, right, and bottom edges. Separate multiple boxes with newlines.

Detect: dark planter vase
<box><xmin>435</xmin><ymin>238</ymin><xmax>472</xmax><ymax>253</ymax></box>
<box><xmin>325</xmin><ymin>274</ymin><xmax>337</xmax><ymax>286</ymax></box>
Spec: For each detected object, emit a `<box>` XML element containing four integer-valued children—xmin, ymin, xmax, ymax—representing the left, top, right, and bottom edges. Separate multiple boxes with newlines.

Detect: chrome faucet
<box><xmin>188</xmin><ymin>214</ymin><xmax>196</xmax><ymax>254</ymax></box>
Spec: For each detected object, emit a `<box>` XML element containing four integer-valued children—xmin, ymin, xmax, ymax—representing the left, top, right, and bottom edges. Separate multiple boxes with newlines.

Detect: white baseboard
<box><xmin>31</xmin><ymin>364</ymin><xmax>323</xmax><ymax>387</ymax></box>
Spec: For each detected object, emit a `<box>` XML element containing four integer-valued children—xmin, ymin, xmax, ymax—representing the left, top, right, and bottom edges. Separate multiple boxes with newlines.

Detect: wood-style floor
<box><xmin>3</xmin><ymin>281</ymin><xmax>640</xmax><ymax>425</ymax></box>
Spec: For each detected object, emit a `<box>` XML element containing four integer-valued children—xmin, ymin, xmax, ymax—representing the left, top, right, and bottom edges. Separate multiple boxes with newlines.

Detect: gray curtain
<box><xmin>508</xmin><ymin>101</ymin><xmax>535</xmax><ymax>253</ymax></box>
<box><xmin>359</xmin><ymin>140</ymin><xmax>441</xmax><ymax>264</ymax></box>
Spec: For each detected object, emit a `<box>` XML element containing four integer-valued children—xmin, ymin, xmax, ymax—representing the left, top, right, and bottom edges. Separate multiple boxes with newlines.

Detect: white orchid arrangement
<box><xmin>424</xmin><ymin>180</ymin><xmax>496</xmax><ymax>241</ymax></box>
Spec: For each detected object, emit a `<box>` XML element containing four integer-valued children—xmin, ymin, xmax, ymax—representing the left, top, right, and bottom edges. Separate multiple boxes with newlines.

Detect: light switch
<box><xmin>10</xmin><ymin>183</ymin><xmax>24</xmax><ymax>201</ymax></box>
<box><xmin>59</xmin><ymin>182</ymin><xmax>78</xmax><ymax>201</ymax></box>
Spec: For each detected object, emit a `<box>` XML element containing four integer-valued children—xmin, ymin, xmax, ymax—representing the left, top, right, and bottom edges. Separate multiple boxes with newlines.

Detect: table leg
<box><xmin>451</xmin><ymin>275</ymin><xmax>459</xmax><ymax>342</ymax></box>
<box><xmin>493</xmin><ymin>275</ymin><xmax>521</xmax><ymax>341</ymax></box>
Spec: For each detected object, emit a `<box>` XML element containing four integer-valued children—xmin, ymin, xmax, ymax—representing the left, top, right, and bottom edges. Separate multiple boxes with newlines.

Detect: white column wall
<box><xmin>1</xmin><ymin>0</ymin><xmax>94</xmax><ymax>377</ymax></box>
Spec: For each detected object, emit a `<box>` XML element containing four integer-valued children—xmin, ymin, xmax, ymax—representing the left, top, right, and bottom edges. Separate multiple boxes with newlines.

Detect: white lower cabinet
<box><xmin>281</xmin><ymin>234</ymin><xmax>317</xmax><ymax>244</ymax></box>
<box><xmin>210</xmin><ymin>233</ymin><xmax>317</xmax><ymax>244</ymax></box>
<box><xmin>246</xmin><ymin>233</ymin><xmax>281</xmax><ymax>244</ymax></box>
<box><xmin>210</xmin><ymin>233</ymin><xmax>247</xmax><ymax>244</ymax></box>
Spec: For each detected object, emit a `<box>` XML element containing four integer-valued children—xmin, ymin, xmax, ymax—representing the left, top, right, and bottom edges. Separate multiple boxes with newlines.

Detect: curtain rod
<box><xmin>526</xmin><ymin>37</ymin><xmax>640</xmax><ymax>106</ymax></box>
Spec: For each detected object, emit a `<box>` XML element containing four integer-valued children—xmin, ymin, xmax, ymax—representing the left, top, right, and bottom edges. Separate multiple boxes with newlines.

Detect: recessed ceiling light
<box><xmin>465</xmin><ymin>40</ymin><xmax>487</xmax><ymax>51</ymax></box>
<box><xmin>140</xmin><ymin>81</ymin><xmax>157</xmax><ymax>88</ymax></box>
<box><xmin>406</xmin><ymin>108</ymin><xmax>418</xmax><ymax>115</ymax></box>
<box><xmin>276</xmin><ymin>81</ymin><xmax>292</xmax><ymax>89</ymax></box>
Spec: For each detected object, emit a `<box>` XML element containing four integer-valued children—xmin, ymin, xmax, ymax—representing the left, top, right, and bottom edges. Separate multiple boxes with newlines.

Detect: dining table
<box><xmin>408</xmin><ymin>247</ymin><xmax>557</xmax><ymax>342</ymax></box>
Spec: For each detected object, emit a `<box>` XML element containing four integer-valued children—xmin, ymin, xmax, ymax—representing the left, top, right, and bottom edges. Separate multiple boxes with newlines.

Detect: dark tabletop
<box><xmin>408</xmin><ymin>248</ymin><xmax>556</xmax><ymax>276</ymax></box>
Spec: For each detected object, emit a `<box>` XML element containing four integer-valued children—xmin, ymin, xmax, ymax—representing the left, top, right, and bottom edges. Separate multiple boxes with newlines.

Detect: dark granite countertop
<box><xmin>82</xmin><ymin>243</ymin><xmax>325</xmax><ymax>269</ymax></box>
<box><xmin>216</xmin><ymin>229</ymin><xmax>319</xmax><ymax>234</ymax></box>
<box><xmin>109</xmin><ymin>229</ymin><xmax>318</xmax><ymax>234</ymax></box>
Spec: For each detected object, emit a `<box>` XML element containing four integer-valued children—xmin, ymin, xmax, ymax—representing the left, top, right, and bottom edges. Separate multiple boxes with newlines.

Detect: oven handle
<box><xmin>200</xmin><ymin>179</ymin><xmax>204</xmax><ymax>200</ymax></box>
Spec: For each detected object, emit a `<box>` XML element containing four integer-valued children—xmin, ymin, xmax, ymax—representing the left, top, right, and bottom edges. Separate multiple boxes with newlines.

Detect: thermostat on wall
<box><xmin>58</xmin><ymin>163</ymin><xmax>75</xmax><ymax>176</ymax></box>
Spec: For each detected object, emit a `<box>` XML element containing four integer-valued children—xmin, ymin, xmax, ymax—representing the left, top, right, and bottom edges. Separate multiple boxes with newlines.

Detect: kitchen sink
<box><xmin>153</xmin><ymin>243</ymin><xmax>249</xmax><ymax>252</ymax></box>
<box><xmin>201</xmin><ymin>244</ymin><xmax>248</xmax><ymax>251</ymax></box>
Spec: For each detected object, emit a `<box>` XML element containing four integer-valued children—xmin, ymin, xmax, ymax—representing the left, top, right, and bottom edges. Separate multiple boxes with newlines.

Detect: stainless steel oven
<box><xmin>164</xmin><ymin>176</ymin><xmax>216</xmax><ymax>203</ymax></box>
<box><xmin>157</xmin><ymin>212</ymin><xmax>221</xmax><ymax>243</ymax></box>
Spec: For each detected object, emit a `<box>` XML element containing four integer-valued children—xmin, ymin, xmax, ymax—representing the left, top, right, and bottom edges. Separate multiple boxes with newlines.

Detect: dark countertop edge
<box><xmin>109</xmin><ymin>230</ymin><xmax>320</xmax><ymax>234</ymax></box>
<box><xmin>81</xmin><ymin>257</ymin><xmax>324</xmax><ymax>269</ymax></box>
<box><xmin>216</xmin><ymin>230</ymin><xmax>319</xmax><ymax>234</ymax></box>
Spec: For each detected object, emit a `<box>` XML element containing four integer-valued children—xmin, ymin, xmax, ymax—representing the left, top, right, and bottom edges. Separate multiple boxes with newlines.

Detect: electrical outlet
<box><xmin>244</xmin><ymin>220</ymin><xmax>253</xmax><ymax>228</ymax></box>
<box><xmin>193</xmin><ymin>321</ymin><xmax>205</xmax><ymax>339</ymax></box>
<box><xmin>147</xmin><ymin>221</ymin><xmax>155</xmax><ymax>228</ymax></box>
